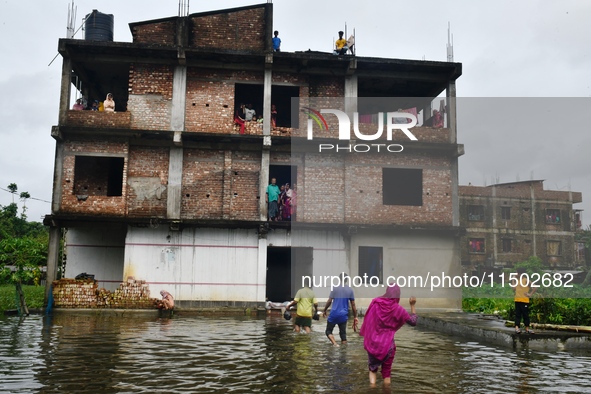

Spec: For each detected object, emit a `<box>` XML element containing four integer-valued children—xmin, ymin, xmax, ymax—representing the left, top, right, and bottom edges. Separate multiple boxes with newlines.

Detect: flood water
<box><xmin>1</xmin><ymin>313</ymin><xmax>590</xmax><ymax>393</ymax></box>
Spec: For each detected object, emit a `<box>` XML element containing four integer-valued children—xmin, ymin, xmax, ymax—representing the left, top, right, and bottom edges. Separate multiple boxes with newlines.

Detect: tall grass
<box><xmin>0</xmin><ymin>285</ymin><xmax>45</xmax><ymax>312</ymax></box>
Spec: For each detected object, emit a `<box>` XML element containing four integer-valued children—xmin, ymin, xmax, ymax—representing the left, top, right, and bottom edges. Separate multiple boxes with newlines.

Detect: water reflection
<box><xmin>0</xmin><ymin>313</ymin><xmax>590</xmax><ymax>393</ymax></box>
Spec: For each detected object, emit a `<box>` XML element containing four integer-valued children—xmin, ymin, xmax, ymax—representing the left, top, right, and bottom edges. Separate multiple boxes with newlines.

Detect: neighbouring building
<box><xmin>45</xmin><ymin>4</ymin><xmax>464</xmax><ymax>309</ymax></box>
<box><xmin>459</xmin><ymin>180</ymin><xmax>584</xmax><ymax>276</ymax></box>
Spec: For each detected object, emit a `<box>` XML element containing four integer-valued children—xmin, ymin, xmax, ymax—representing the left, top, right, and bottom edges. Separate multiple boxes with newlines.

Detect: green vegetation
<box><xmin>0</xmin><ymin>184</ymin><xmax>50</xmax><ymax>314</ymax></box>
<box><xmin>463</xmin><ymin>257</ymin><xmax>591</xmax><ymax>326</ymax></box>
<box><xmin>0</xmin><ymin>285</ymin><xmax>45</xmax><ymax>312</ymax></box>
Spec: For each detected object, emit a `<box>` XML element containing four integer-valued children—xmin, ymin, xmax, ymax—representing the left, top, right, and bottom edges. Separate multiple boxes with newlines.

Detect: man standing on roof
<box><xmin>272</xmin><ymin>30</ymin><xmax>281</xmax><ymax>52</ymax></box>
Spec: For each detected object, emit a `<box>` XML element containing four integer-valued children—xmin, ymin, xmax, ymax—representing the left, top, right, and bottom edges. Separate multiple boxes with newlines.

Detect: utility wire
<box><xmin>0</xmin><ymin>187</ymin><xmax>51</xmax><ymax>204</ymax></box>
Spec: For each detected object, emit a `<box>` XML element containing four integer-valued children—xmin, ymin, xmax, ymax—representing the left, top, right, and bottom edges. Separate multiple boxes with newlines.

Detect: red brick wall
<box><xmin>294</xmin><ymin>152</ymin><xmax>453</xmax><ymax>225</ymax></box>
<box><xmin>190</xmin><ymin>7</ymin><xmax>266</xmax><ymax>50</ymax></box>
<box><xmin>180</xmin><ymin>149</ymin><xmax>261</xmax><ymax>220</ymax></box>
<box><xmin>66</xmin><ymin>110</ymin><xmax>131</xmax><ymax>129</ymax></box>
<box><xmin>229</xmin><ymin>151</ymin><xmax>261</xmax><ymax>220</ymax></box>
<box><xmin>128</xmin><ymin>63</ymin><xmax>174</xmax><ymax>131</ymax></box>
<box><xmin>60</xmin><ymin>140</ymin><xmax>128</xmax><ymax>216</ymax></box>
<box><xmin>181</xmin><ymin>149</ymin><xmax>225</xmax><ymax>219</ymax></box>
<box><xmin>185</xmin><ymin>69</ymin><xmax>238</xmax><ymax>134</ymax></box>
<box><xmin>131</xmin><ymin>20</ymin><xmax>177</xmax><ymax>45</ymax></box>
<box><xmin>127</xmin><ymin>146</ymin><xmax>169</xmax><ymax>217</ymax></box>
<box><xmin>185</xmin><ymin>68</ymin><xmax>271</xmax><ymax>134</ymax></box>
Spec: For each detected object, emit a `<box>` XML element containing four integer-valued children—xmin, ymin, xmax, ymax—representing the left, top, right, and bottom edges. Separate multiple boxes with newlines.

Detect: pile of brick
<box><xmin>96</xmin><ymin>278</ymin><xmax>158</xmax><ymax>309</ymax></box>
<box><xmin>52</xmin><ymin>278</ymin><xmax>98</xmax><ymax>308</ymax></box>
<box><xmin>52</xmin><ymin>277</ymin><xmax>160</xmax><ymax>309</ymax></box>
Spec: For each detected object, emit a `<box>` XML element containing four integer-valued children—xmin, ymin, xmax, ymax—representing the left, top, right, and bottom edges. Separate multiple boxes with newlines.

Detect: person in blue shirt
<box><xmin>272</xmin><ymin>30</ymin><xmax>281</xmax><ymax>52</ymax></box>
<box><xmin>323</xmin><ymin>273</ymin><xmax>358</xmax><ymax>346</ymax></box>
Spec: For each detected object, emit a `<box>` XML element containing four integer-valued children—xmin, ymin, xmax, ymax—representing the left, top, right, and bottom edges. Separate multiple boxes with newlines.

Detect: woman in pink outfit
<box><xmin>359</xmin><ymin>284</ymin><xmax>417</xmax><ymax>387</ymax></box>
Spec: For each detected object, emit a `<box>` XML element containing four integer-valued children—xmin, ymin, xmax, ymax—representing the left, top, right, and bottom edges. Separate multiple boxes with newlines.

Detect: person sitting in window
<box><xmin>72</xmin><ymin>99</ymin><xmax>85</xmax><ymax>110</ymax></box>
<box><xmin>104</xmin><ymin>93</ymin><xmax>115</xmax><ymax>112</ymax></box>
<box><xmin>432</xmin><ymin>109</ymin><xmax>443</xmax><ymax>128</ymax></box>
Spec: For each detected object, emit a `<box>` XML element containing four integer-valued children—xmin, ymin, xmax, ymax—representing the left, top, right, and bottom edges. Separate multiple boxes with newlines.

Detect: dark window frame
<box><xmin>468</xmin><ymin>205</ymin><xmax>485</xmax><ymax>221</ymax></box>
<box><xmin>358</xmin><ymin>246</ymin><xmax>383</xmax><ymax>284</ymax></box>
<box><xmin>501</xmin><ymin>238</ymin><xmax>512</xmax><ymax>253</ymax></box>
<box><xmin>501</xmin><ymin>206</ymin><xmax>511</xmax><ymax>220</ymax></box>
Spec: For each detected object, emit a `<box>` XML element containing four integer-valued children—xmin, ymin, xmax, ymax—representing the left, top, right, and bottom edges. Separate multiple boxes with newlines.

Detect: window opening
<box><xmin>468</xmin><ymin>205</ymin><xmax>484</xmax><ymax>221</ymax></box>
<box><xmin>546</xmin><ymin>240</ymin><xmax>562</xmax><ymax>256</ymax></box>
<box><xmin>501</xmin><ymin>206</ymin><xmax>511</xmax><ymax>220</ymax></box>
<box><xmin>74</xmin><ymin>156</ymin><xmax>124</xmax><ymax>196</ymax></box>
<box><xmin>546</xmin><ymin>209</ymin><xmax>561</xmax><ymax>224</ymax></box>
<box><xmin>382</xmin><ymin>168</ymin><xmax>422</xmax><ymax>206</ymax></box>
<box><xmin>469</xmin><ymin>238</ymin><xmax>485</xmax><ymax>254</ymax></box>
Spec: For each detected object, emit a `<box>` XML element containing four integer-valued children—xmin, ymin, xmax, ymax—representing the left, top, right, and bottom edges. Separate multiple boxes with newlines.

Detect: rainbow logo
<box><xmin>302</xmin><ymin>107</ymin><xmax>328</xmax><ymax>131</ymax></box>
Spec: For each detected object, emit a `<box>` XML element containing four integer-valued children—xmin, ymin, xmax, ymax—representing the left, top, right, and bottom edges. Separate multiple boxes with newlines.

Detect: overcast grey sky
<box><xmin>0</xmin><ymin>0</ymin><xmax>589</xmax><ymax>225</ymax></box>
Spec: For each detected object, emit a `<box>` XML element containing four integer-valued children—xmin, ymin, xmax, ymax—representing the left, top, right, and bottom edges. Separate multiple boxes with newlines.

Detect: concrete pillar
<box><xmin>256</xmin><ymin>237</ymin><xmax>268</xmax><ymax>302</ymax></box>
<box><xmin>451</xmin><ymin>160</ymin><xmax>460</xmax><ymax>227</ymax></box>
<box><xmin>448</xmin><ymin>80</ymin><xmax>460</xmax><ymax>227</ymax></box>
<box><xmin>260</xmin><ymin>149</ymin><xmax>270</xmax><ymax>221</ymax></box>
<box><xmin>492</xmin><ymin>186</ymin><xmax>498</xmax><ymax>264</ymax></box>
<box><xmin>44</xmin><ymin>225</ymin><xmax>61</xmax><ymax>306</ymax></box>
<box><xmin>530</xmin><ymin>184</ymin><xmax>537</xmax><ymax>256</ymax></box>
<box><xmin>59</xmin><ymin>57</ymin><xmax>72</xmax><ymax>126</ymax></box>
<box><xmin>171</xmin><ymin>65</ymin><xmax>187</xmax><ymax>133</ymax></box>
<box><xmin>344</xmin><ymin>73</ymin><xmax>358</xmax><ymax>116</ymax></box>
<box><xmin>446</xmin><ymin>80</ymin><xmax>457</xmax><ymax>144</ymax></box>
<box><xmin>167</xmin><ymin>148</ymin><xmax>183</xmax><ymax>220</ymax></box>
<box><xmin>222</xmin><ymin>151</ymin><xmax>233</xmax><ymax>219</ymax></box>
<box><xmin>167</xmin><ymin>65</ymin><xmax>187</xmax><ymax>220</ymax></box>
<box><xmin>343</xmin><ymin>74</ymin><xmax>358</xmax><ymax>223</ymax></box>
<box><xmin>259</xmin><ymin>55</ymin><xmax>273</xmax><ymax>221</ymax></box>
<box><xmin>51</xmin><ymin>144</ymin><xmax>64</xmax><ymax>213</ymax></box>
<box><xmin>344</xmin><ymin>73</ymin><xmax>358</xmax><ymax>98</ymax></box>
<box><xmin>262</xmin><ymin>56</ymin><xmax>273</xmax><ymax>137</ymax></box>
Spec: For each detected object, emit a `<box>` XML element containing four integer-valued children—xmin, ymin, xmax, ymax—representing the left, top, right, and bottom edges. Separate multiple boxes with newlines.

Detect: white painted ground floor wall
<box><xmin>65</xmin><ymin>225</ymin><xmax>461</xmax><ymax>309</ymax></box>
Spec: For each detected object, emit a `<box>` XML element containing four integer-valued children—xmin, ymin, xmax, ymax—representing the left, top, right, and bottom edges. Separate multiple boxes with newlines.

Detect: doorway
<box><xmin>266</xmin><ymin>247</ymin><xmax>313</xmax><ymax>302</ymax></box>
<box><xmin>269</xmin><ymin>164</ymin><xmax>296</xmax><ymax>188</ymax></box>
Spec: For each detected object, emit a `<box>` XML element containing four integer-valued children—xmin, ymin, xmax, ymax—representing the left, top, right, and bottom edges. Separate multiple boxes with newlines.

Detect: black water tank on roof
<box><xmin>84</xmin><ymin>10</ymin><xmax>114</xmax><ymax>41</ymax></box>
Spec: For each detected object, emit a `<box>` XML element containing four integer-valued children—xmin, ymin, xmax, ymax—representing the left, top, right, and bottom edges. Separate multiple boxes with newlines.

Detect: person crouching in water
<box><xmin>159</xmin><ymin>290</ymin><xmax>174</xmax><ymax>310</ymax></box>
<box><xmin>359</xmin><ymin>284</ymin><xmax>417</xmax><ymax>387</ymax></box>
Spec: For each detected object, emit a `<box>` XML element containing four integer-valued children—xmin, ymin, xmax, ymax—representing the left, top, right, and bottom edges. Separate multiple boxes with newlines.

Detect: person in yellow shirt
<box><xmin>335</xmin><ymin>31</ymin><xmax>348</xmax><ymax>55</ymax></box>
<box><xmin>285</xmin><ymin>286</ymin><xmax>318</xmax><ymax>333</ymax></box>
<box><xmin>513</xmin><ymin>267</ymin><xmax>536</xmax><ymax>334</ymax></box>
